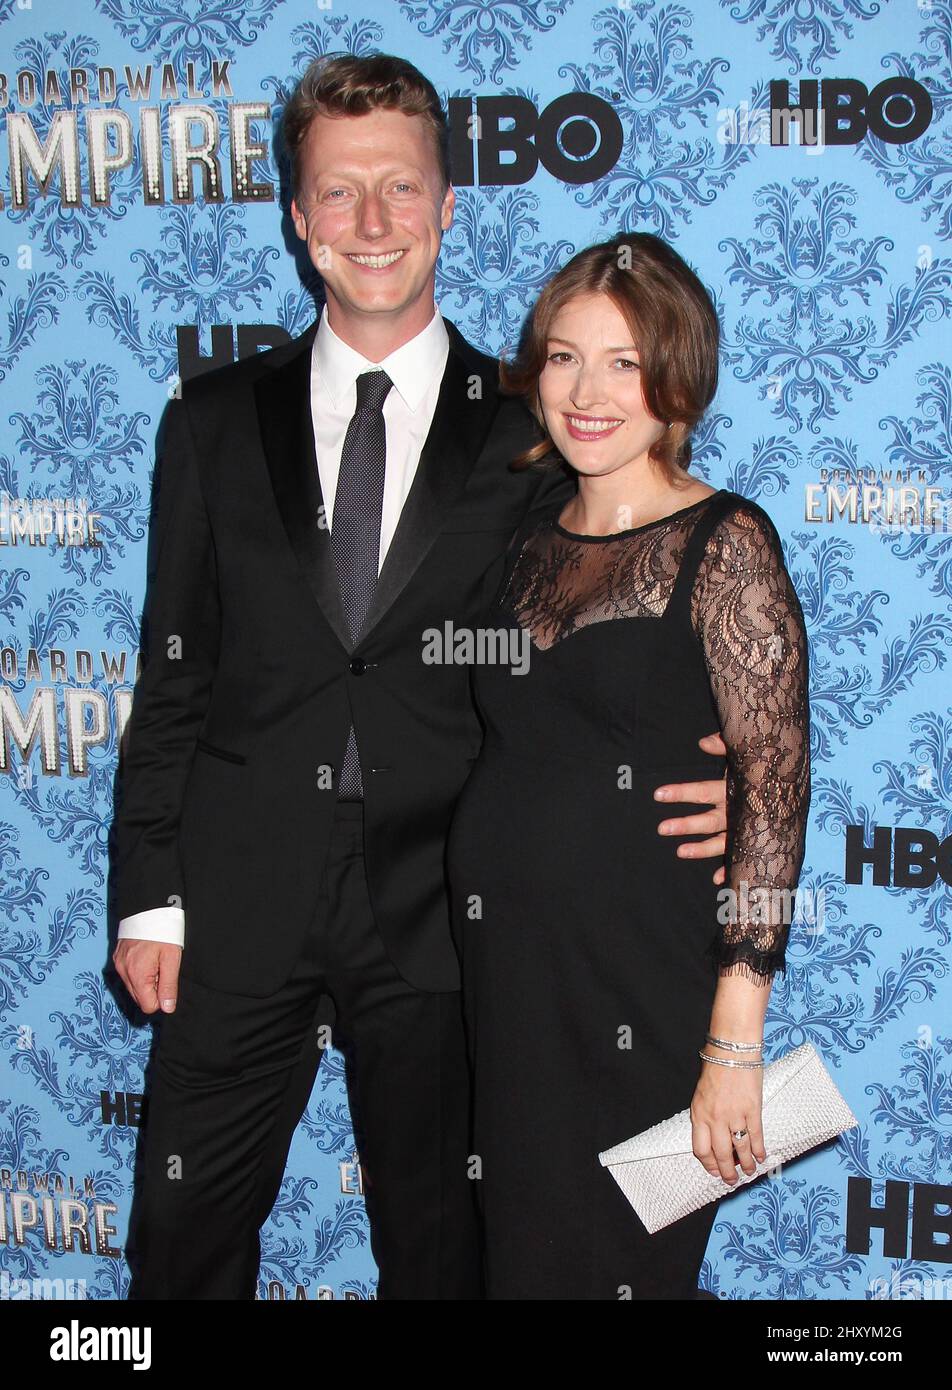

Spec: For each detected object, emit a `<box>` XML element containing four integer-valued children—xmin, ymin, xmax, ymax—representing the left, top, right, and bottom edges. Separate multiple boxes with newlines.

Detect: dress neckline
<box><xmin>552</xmin><ymin>488</ymin><xmax>726</xmax><ymax>543</ymax></box>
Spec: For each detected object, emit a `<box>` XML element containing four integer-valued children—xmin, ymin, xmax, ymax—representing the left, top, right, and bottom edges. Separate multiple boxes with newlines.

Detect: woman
<box><xmin>446</xmin><ymin>233</ymin><xmax>811</xmax><ymax>1300</ymax></box>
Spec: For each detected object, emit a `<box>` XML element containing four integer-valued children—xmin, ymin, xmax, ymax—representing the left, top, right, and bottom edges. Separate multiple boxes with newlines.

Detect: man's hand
<box><xmin>654</xmin><ymin>731</ymin><xmax>728</xmax><ymax>884</ymax></box>
<box><xmin>113</xmin><ymin>939</ymin><xmax>182</xmax><ymax>1014</ymax></box>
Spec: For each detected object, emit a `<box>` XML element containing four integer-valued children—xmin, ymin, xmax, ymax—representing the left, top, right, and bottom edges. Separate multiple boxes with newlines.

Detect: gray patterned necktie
<box><xmin>331</xmin><ymin>368</ymin><xmax>393</xmax><ymax>799</ymax></box>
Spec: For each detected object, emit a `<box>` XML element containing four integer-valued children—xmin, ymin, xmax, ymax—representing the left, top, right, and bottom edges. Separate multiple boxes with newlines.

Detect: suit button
<box><xmin>350</xmin><ymin>657</ymin><xmax>367</xmax><ymax>676</ymax></box>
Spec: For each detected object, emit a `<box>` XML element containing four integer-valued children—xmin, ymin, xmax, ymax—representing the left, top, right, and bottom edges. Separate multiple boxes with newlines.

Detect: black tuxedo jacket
<box><xmin>113</xmin><ymin>315</ymin><xmax>573</xmax><ymax>995</ymax></box>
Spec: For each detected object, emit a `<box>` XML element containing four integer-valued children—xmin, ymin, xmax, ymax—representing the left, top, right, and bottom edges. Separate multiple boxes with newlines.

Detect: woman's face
<box><xmin>537</xmin><ymin>292</ymin><xmax>668</xmax><ymax>479</ymax></box>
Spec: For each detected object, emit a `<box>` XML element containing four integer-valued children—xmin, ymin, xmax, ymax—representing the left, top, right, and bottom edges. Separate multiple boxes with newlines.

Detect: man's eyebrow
<box><xmin>310</xmin><ymin>165</ymin><xmax>428</xmax><ymax>182</ymax></box>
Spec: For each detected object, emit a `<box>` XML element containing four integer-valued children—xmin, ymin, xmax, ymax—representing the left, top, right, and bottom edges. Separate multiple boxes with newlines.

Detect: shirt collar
<box><xmin>313</xmin><ymin>301</ymin><xmax>449</xmax><ymax>411</ymax></box>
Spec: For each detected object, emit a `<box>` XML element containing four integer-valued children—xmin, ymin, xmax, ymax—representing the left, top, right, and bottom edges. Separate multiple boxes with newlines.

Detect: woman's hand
<box><xmin>690</xmin><ymin>1057</ymin><xmax>767</xmax><ymax>1184</ymax></box>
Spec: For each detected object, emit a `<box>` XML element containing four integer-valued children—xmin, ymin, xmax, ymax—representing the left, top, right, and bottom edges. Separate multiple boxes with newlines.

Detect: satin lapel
<box><xmin>358</xmin><ymin>327</ymin><xmax>499</xmax><ymax>641</ymax></box>
<box><xmin>254</xmin><ymin>322</ymin><xmax>352</xmax><ymax>651</ymax></box>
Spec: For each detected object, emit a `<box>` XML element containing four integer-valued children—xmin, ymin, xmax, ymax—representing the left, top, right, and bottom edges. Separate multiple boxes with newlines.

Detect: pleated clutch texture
<box><xmin>597</xmin><ymin>1042</ymin><xmax>859</xmax><ymax>1234</ymax></box>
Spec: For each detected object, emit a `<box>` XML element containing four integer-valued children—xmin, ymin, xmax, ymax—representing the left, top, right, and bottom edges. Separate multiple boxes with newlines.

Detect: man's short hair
<box><xmin>282</xmin><ymin>52</ymin><xmax>451</xmax><ymax>196</ymax></box>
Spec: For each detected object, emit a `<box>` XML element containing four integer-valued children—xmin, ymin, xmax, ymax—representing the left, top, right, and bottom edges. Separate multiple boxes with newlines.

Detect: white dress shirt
<box><xmin>117</xmin><ymin>303</ymin><xmax>450</xmax><ymax>948</ymax></box>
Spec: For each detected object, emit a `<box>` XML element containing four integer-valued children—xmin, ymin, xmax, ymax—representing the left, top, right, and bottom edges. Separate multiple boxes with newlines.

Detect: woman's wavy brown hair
<box><xmin>501</xmin><ymin>233</ymin><xmax>720</xmax><ymax>479</ymax></box>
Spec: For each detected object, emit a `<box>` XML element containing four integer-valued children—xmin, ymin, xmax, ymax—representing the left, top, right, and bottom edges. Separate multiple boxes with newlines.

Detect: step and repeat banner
<box><xmin>0</xmin><ymin>0</ymin><xmax>950</xmax><ymax>1302</ymax></box>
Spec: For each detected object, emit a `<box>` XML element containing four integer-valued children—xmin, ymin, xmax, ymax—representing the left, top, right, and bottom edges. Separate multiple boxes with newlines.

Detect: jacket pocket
<box><xmin>195</xmin><ymin>737</ymin><xmax>247</xmax><ymax>765</ymax></box>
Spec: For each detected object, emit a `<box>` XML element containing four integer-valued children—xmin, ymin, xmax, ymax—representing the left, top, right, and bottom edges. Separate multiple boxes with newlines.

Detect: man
<box><xmin>112</xmin><ymin>52</ymin><xmax>730</xmax><ymax>1300</ymax></box>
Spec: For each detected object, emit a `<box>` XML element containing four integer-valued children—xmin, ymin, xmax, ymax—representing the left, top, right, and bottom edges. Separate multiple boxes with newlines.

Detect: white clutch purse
<box><xmin>597</xmin><ymin>1042</ymin><xmax>858</xmax><ymax>1234</ymax></box>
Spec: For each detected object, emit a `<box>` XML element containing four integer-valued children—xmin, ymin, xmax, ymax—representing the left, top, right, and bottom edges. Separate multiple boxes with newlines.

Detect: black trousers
<box><xmin>126</xmin><ymin>802</ymin><xmax>482</xmax><ymax>1300</ymax></box>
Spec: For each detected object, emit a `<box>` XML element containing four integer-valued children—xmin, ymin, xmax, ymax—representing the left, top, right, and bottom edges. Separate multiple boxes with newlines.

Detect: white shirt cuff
<box><xmin>117</xmin><ymin>907</ymin><xmax>185</xmax><ymax>948</ymax></box>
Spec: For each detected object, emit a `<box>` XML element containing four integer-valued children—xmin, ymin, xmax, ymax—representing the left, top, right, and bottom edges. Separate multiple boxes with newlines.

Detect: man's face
<box><xmin>290</xmin><ymin>107</ymin><xmax>455</xmax><ymax>333</ymax></box>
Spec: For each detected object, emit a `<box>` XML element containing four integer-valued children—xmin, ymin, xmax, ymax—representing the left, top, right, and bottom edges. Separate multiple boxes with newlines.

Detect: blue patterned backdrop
<box><xmin>1</xmin><ymin>0</ymin><xmax>950</xmax><ymax>1302</ymax></box>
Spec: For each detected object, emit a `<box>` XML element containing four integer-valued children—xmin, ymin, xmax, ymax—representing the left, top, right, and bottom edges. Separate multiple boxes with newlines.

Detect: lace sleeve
<box><xmin>691</xmin><ymin>502</ymin><xmax>811</xmax><ymax>986</ymax></box>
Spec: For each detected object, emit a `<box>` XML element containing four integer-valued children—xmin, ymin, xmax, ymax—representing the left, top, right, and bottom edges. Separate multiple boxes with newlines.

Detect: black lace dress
<box><xmin>446</xmin><ymin>487</ymin><xmax>811</xmax><ymax>1300</ymax></box>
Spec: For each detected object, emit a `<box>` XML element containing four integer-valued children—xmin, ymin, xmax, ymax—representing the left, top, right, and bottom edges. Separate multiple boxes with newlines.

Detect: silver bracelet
<box><xmin>706</xmin><ymin>1033</ymin><xmax>763</xmax><ymax>1053</ymax></box>
<box><xmin>698</xmin><ymin>1050</ymin><xmax>765</xmax><ymax>1070</ymax></box>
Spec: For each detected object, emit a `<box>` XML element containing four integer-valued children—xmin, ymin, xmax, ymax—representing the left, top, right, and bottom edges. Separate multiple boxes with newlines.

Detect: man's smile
<box><xmin>344</xmin><ymin>249</ymin><xmax>408</xmax><ymax>270</ymax></box>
